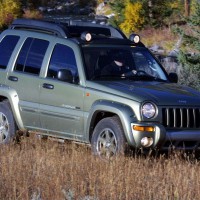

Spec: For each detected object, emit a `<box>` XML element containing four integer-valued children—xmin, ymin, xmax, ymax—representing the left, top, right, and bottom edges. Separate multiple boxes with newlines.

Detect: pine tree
<box><xmin>108</xmin><ymin>0</ymin><xmax>126</xmax><ymax>27</ymax></box>
<box><xmin>109</xmin><ymin>0</ymin><xmax>185</xmax><ymax>29</ymax></box>
<box><xmin>142</xmin><ymin>0</ymin><xmax>178</xmax><ymax>28</ymax></box>
<box><xmin>177</xmin><ymin>1</ymin><xmax>200</xmax><ymax>90</ymax></box>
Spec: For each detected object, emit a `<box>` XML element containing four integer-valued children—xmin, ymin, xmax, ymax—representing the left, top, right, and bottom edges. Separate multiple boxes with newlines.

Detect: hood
<box><xmin>90</xmin><ymin>80</ymin><xmax>200</xmax><ymax>106</ymax></box>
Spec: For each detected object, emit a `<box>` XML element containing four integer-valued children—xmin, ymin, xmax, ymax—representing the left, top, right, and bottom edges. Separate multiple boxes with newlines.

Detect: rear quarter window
<box><xmin>0</xmin><ymin>35</ymin><xmax>20</xmax><ymax>69</ymax></box>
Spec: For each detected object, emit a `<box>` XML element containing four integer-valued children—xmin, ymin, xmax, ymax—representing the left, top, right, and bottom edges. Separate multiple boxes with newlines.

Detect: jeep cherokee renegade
<box><xmin>0</xmin><ymin>18</ymin><xmax>199</xmax><ymax>158</ymax></box>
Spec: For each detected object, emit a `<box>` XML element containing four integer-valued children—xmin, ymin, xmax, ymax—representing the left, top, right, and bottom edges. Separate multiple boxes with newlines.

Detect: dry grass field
<box><xmin>0</xmin><ymin>133</ymin><xmax>200</xmax><ymax>200</ymax></box>
<box><xmin>139</xmin><ymin>27</ymin><xmax>179</xmax><ymax>52</ymax></box>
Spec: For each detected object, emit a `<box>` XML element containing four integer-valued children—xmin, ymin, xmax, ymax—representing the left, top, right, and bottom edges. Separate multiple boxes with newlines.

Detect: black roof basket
<box><xmin>66</xmin><ymin>20</ymin><xmax>126</xmax><ymax>39</ymax></box>
<box><xmin>9</xmin><ymin>18</ymin><xmax>127</xmax><ymax>39</ymax></box>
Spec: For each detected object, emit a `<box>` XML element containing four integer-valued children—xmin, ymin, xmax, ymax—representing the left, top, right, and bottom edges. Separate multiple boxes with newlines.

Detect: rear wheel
<box><xmin>0</xmin><ymin>100</ymin><xmax>16</xmax><ymax>144</ymax></box>
<box><xmin>91</xmin><ymin>116</ymin><xmax>126</xmax><ymax>159</ymax></box>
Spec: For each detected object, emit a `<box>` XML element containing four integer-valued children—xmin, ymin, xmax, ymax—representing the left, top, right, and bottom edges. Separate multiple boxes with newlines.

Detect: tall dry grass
<box><xmin>0</xmin><ymin>134</ymin><xmax>200</xmax><ymax>200</ymax></box>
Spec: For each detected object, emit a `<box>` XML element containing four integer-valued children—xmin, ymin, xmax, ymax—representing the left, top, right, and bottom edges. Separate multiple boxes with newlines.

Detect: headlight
<box><xmin>142</xmin><ymin>103</ymin><xmax>156</xmax><ymax>119</ymax></box>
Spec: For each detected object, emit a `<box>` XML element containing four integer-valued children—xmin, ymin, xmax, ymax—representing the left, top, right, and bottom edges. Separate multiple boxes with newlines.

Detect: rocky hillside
<box><xmin>39</xmin><ymin>1</ymin><xmax>181</xmax><ymax>62</ymax></box>
<box><xmin>38</xmin><ymin>0</ymin><xmax>99</xmax><ymax>16</ymax></box>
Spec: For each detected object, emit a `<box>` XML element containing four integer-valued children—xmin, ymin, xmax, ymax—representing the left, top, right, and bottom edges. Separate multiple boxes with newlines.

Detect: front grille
<box><xmin>162</xmin><ymin>107</ymin><xmax>200</xmax><ymax>128</ymax></box>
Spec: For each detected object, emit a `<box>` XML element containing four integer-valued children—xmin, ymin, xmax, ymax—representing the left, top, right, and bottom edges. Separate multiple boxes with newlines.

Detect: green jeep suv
<box><xmin>0</xmin><ymin>18</ymin><xmax>199</xmax><ymax>158</ymax></box>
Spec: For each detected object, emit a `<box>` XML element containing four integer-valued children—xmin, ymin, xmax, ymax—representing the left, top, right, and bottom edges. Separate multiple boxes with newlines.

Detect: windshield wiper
<box><xmin>91</xmin><ymin>74</ymin><xmax>124</xmax><ymax>80</ymax></box>
<box><xmin>125</xmin><ymin>74</ymin><xmax>167</xmax><ymax>82</ymax></box>
<box><xmin>91</xmin><ymin>73</ymin><xmax>167</xmax><ymax>82</ymax></box>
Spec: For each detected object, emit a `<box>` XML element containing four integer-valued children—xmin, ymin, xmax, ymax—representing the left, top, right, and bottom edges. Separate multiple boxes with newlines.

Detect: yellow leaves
<box><xmin>119</xmin><ymin>2</ymin><xmax>144</xmax><ymax>35</ymax></box>
<box><xmin>22</xmin><ymin>9</ymin><xmax>43</xmax><ymax>19</ymax></box>
<box><xmin>0</xmin><ymin>0</ymin><xmax>21</xmax><ymax>28</ymax></box>
<box><xmin>170</xmin><ymin>2</ymin><xmax>180</xmax><ymax>9</ymax></box>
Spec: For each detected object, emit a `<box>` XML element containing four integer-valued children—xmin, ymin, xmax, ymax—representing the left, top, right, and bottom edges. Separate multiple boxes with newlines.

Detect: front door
<box><xmin>39</xmin><ymin>43</ymin><xmax>85</xmax><ymax>140</ymax></box>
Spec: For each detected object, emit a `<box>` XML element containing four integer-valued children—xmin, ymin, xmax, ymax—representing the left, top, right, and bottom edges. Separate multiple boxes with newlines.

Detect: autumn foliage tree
<box><xmin>0</xmin><ymin>0</ymin><xmax>22</xmax><ymax>29</ymax></box>
<box><xmin>120</xmin><ymin>2</ymin><xmax>144</xmax><ymax>34</ymax></box>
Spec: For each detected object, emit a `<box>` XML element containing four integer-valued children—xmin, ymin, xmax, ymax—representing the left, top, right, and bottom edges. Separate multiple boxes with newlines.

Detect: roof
<box><xmin>10</xmin><ymin>18</ymin><xmax>126</xmax><ymax>39</ymax></box>
<box><xmin>9</xmin><ymin>18</ymin><xmax>145</xmax><ymax>47</ymax></box>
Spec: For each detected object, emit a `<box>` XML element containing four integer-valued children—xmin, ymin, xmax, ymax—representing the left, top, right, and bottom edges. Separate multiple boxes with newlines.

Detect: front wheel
<box><xmin>0</xmin><ymin>100</ymin><xmax>16</xmax><ymax>144</ymax></box>
<box><xmin>91</xmin><ymin>116</ymin><xmax>126</xmax><ymax>159</ymax></box>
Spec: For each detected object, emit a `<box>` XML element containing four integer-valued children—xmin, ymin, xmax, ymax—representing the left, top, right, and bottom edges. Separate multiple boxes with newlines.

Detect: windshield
<box><xmin>83</xmin><ymin>46</ymin><xmax>168</xmax><ymax>81</ymax></box>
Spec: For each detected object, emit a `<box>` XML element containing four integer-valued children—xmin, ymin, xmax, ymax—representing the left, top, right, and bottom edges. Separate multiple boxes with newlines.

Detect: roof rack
<box><xmin>10</xmin><ymin>18</ymin><xmax>69</xmax><ymax>37</ymax></box>
<box><xmin>65</xmin><ymin>20</ymin><xmax>126</xmax><ymax>39</ymax></box>
<box><xmin>10</xmin><ymin>18</ymin><xmax>127</xmax><ymax>39</ymax></box>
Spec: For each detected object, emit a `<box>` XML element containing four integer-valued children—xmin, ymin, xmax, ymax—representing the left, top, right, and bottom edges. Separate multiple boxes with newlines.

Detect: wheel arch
<box><xmin>87</xmin><ymin>100</ymin><xmax>137</xmax><ymax>145</ymax></box>
<box><xmin>0</xmin><ymin>85</ymin><xmax>24</xmax><ymax>130</ymax></box>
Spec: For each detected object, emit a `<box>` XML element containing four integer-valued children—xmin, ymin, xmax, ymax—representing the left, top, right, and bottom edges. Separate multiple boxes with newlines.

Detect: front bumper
<box><xmin>130</xmin><ymin>122</ymin><xmax>200</xmax><ymax>151</ymax></box>
<box><xmin>162</xmin><ymin>130</ymin><xmax>200</xmax><ymax>151</ymax></box>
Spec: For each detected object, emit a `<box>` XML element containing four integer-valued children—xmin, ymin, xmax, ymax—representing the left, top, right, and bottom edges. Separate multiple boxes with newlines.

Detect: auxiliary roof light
<box><xmin>81</xmin><ymin>32</ymin><xmax>92</xmax><ymax>42</ymax></box>
<box><xmin>129</xmin><ymin>33</ymin><xmax>140</xmax><ymax>43</ymax></box>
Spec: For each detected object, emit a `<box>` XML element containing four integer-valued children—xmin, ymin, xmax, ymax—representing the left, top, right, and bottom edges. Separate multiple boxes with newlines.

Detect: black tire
<box><xmin>0</xmin><ymin>100</ymin><xmax>16</xmax><ymax>144</ymax></box>
<box><xmin>91</xmin><ymin>116</ymin><xmax>126</xmax><ymax>159</ymax></box>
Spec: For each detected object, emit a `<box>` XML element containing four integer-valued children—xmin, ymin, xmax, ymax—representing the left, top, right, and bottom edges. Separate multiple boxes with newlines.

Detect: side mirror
<box><xmin>168</xmin><ymin>73</ymin><xmax>178</xmax><ymax>83</ymax></box>
<box><xmin>57</xmin><ymin>69</ymin><xmax>73</xmax><ymax>83</ymax></box>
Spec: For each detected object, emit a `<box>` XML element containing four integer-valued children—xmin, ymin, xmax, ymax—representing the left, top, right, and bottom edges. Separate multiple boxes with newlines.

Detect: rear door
<box><xmin>39</xmin><ymin>41</ymin><xmax>85</xmax><ymax>140</ymax></box>
<box><xmin>5</xmin><ymin>36</ymin><xmax>50</xmax><ymax>129</ymax></box>
<box><xmin>0</xmin><ymin>34</ymin><xmax>20</xmax><ymax>83</ymax></box>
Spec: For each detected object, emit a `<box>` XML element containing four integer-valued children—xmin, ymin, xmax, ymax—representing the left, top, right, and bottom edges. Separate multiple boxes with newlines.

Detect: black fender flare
<box><xmin>86</xmin><ymin>99</ymin><xmax>138</xmax><ymax>146</ymax></box>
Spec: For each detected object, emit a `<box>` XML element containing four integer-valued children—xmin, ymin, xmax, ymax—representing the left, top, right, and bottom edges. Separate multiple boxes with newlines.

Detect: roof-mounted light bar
<box><xmin>129</xmin><ymin>33</ymin><xmax>140</xmax><ymax>44</ymax></box>
<box><xmin>81</xmin><ymin>32</ymin><xmax>92</xmax><ymax>42</ymax></box>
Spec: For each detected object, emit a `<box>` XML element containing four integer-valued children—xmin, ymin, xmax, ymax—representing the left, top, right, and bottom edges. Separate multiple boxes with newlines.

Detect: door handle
<box><xmin>8</xmin><ymin>76</ymin><xmax>18</xmax><ymax>82</ymax></box>
<box><xmin>42</xmin><ymin>83</ymin><xmax>54</xmax><ymax>89</ymax></box>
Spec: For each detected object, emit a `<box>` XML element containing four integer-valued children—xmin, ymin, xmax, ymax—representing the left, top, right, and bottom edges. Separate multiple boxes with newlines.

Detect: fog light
<box><xmin>141</xmin><ymin>137</ymin><xmax>153</xmax><ymax>147</ymax></box>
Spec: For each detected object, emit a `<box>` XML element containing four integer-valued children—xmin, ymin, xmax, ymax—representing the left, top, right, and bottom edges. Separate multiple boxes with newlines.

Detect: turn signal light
<box><xmin>133</xmin><ymin>125</ymin><xmax>154</xmax><ymax>132</ymax></box>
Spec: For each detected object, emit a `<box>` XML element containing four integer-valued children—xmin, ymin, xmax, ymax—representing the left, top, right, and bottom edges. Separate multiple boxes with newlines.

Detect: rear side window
<box><xmin>0</xmin><ymin>35</ymin><xmax>20</xmax><ymax>69</ymax></box>
<box><xmin>14</xmin><ymin>38</ymin><xmax>49</xmax><ymax>75</ymax></box>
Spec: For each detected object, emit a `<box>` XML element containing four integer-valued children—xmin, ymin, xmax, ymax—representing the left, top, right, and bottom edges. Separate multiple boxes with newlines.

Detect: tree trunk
<box><xmin>185</xmin><ymin>0</ymin><xmax>191</xmax><ymax>17</ymax></box>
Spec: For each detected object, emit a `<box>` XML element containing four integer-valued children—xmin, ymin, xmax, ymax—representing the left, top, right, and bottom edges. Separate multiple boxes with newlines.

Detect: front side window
<box><xmin>0</xmin><ymin>35</ymin><xmax>20</xmax><ymax>69</ymax></box>
<box><xmin>83</xmin><ymin>46</ymin><xmax>168</xmax><ymax>81</ymax></box>
<box><xmin>47</xmin><ymin>44</ymin><xmax>78</xmax><ymax>82</ymax></box>
<box><xmin>14</xmin><ymin>38</ymin><xmax>49</xmax><ymax>75</ymax></box>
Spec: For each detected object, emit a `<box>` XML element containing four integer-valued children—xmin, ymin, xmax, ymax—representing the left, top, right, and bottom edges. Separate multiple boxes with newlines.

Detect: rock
<box><xmin>149</xmin><ymin>44</ymin><xmax>165</xmax><ymax>54</ymax></box>
<box><xmin>38</xmin><ymin>7</ymin><xmax>47</xmax><ymax>12</ymax></box>
<box><xmin>96</xmin><ymin>2</ymin><xmax>105</xmax><ymax>13</ymax></box>
<box><xmin>168</xmin><ymin>49</ymin><xmax>179</xmax><ymax>57</ymax></box>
